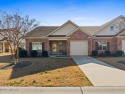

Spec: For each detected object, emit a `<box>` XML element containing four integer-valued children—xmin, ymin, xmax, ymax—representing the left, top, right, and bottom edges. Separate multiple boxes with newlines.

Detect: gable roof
<box><xmin>47</xmin><ymin>20</ymin><xmax>79</xmax><ymax>36</ymax></box>
<box><xmin>119</xmin><ymin>30</ymin><xmax>125</xmax><ymax>36</ymax></box>
<box><xmin>116</xmin><ymin>28</ymin><xmax>125</xmax><ymax>36</ymax></box>
<box><xmin>95</xmin><ymin>15</ymin><xmax>125</xmax><ymax>35</ymax></box>
<box><xmin>26</xmin><ymin>26</ymin><xmax>59</xmax><ymax>37</ymax></box>
<box><xmin>26</xmin><ymin>15</ymin><xmax>125</xmax><ymax>38</ymax></box>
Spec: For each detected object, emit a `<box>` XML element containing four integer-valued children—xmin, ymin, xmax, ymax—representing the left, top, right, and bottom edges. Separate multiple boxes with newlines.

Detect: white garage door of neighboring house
<box><xmin>70</xmin><ymin>41</ymin><xmax>88</xmax><ymax>55</ymax></box>
<box><xmin>122</xmin><ymin>40</ymin><xmax>125</xmax><ymax>53</ymax></box>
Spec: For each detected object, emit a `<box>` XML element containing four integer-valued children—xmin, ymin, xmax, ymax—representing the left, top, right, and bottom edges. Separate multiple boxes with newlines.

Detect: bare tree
<box><xmin>0</xmin><ymin>11</ymin><xmax>38</xmax><ymax>64</ymax></box>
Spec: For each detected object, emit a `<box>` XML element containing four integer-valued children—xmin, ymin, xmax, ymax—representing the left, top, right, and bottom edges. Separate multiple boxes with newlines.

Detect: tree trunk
<box><xmin>13</xmin><ymin>46</ymin><xmax>19</xmax><ymax>64</ymax></box>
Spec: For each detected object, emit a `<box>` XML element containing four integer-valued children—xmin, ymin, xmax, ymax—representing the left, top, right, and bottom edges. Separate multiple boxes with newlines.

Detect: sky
<box><xmin>0</xmin><ymin>0</ymin><xmax>125</xmax><ymax>26</ymax></box>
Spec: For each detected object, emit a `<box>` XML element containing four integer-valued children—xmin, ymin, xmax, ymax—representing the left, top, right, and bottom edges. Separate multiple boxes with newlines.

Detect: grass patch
<box><xmin>55</xmin><ymin>76</ymin><xmax>60</xmax><ymax>79</ymax></box>
<box><xmin>39</xmin><ymin>70</ymin><xmax>50</xmax><ymax>75</ymax></box>
<box><xmin>0</xmin><ymin>55</ymin><xmax>92</xmax><ymax>86</ymax></box>
<box><xmin>32</xmin><ymin>80</ymin><xmax>37</xmax><ymax>84</ymax></box>
<box><xmin>47</xmin><ymin>79</ymin><xmax>51</xmax><ymax>82</ymax></box>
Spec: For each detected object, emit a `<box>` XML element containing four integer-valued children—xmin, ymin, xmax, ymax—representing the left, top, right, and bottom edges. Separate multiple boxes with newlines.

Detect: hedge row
<box><xmin>91</xmin><ymin>50</ymin><xmax>124</xmax><ymax>57</ymax></box>
<box><xmin>19</xmin><ymin>50</ymin><xmax>48</xmax><ymax>57</ymax></box>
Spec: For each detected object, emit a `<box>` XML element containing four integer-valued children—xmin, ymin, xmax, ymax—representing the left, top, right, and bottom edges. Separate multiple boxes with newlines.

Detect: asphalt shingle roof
<box><xmin>80</xmin><ymin>26</ymin><xmax>100</xmax><ymax>35</ymax></box>
<box><xmin>26</xmin><ymin>26</ymin><xmax>59</xmax><ymax>37</ymax></box>
<box><xmin>27</xmin><ymin>26</ymin><xmax>101</xmax><ymax>37</ymax></box>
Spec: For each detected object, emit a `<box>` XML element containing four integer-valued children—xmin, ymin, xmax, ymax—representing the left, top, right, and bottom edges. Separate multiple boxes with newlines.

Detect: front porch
<box><xmin>0</xmin><ymin>42</ymin><xmax>10</xmax><ymax>53</ymax></box>
<box><xmin>49</xmin><ymin>40</ymin><xmax>67</xmax><ymax>55</ymax></box>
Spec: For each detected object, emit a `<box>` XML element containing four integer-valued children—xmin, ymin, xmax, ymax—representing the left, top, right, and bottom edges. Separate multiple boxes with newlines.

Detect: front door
<box><xmin>52</xmin><ymin>42</ymin><xmax>58</xmax><ymax>54</ymax></box>
<box><xmin>58</xmin><ymin>42</ymin><xmax>65</xmax><ymax>55</ymax></box>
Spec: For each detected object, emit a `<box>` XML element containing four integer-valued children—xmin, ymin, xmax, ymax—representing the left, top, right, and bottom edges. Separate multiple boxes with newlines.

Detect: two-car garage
<box><xmin>70</xmin><ymin>41</ymin><xmax>88</xmax><ymax>55</ymax></box>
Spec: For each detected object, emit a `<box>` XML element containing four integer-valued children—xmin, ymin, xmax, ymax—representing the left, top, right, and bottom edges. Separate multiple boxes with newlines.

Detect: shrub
<box><xmin>116</xmin><ymin>50</ymin><xmax>124</xmax><ymax>56</ymax></box>
<box><xmin>19</xmin><ymin>47</ymin><xmax>24</xmax><ymax>51</ymax></box>
<box><xmin>30</xmin><ymin>50</ymin><xmax>37</xmax><ymax>57</ymax></box>
<box><xmin>105</xmin><ymin>50</ymin><xmax>111</xmax><ymax>56</ymax></box>
<box><xmin>112</xmin><ymin>53</ymin><xmax>119</xmax><ymax>57</ymax></box>
<box><xmin>91</xmin><ymin>50</ymin><xmax>98</xmax><ymax>56</ymax></box>
<box><xmin>19</xmin><ymin>50</ymin><xmax>27</xmax><ymax>57</ymax></box>
<box><xmin>98</xmin><ymin>53</ymin><xmax>106</xmax><ymax>57</ymax></box>
<box><xmin>42</xmin><ymin>50</ymin><xmax>48</xmax><ymax>57</ymax></box>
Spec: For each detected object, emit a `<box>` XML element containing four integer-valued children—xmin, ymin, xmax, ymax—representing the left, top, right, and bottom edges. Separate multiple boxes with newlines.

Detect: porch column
<box><xmin>58</xmin><ymin>40</ymin><xmax>59</xmax><ymax>56</ymax></box>
<box><xmin>2</xmin><ymin>42</ymin><xmax>5</xmax><ymax>53</ymax></box>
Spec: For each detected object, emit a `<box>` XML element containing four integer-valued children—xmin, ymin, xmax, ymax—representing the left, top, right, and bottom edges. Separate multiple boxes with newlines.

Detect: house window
<box><xmin>59</xmin><ymin>42</ymin><xmax>63</xmax><ymax>47</ymax></box>
<box><xmin>110</xmin><ymin>26</ymin><xmax>114</xmax><ymax>31</ymax></box>
<box><xmin>32</xmin><ymin>42</ymin><xmax>42</xmax><ymax>51</ymax></box>
<box><xmin>96</xmin><ymin>42</ymin><xmax>109</xmax><ymax>50</ymax></box>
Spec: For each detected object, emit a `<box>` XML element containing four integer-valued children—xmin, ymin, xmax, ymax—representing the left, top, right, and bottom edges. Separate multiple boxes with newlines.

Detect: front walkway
<box><xmin>72</xmin><ymin>56</ymin><xmax>125</xmax><ymax>86</ymax></box>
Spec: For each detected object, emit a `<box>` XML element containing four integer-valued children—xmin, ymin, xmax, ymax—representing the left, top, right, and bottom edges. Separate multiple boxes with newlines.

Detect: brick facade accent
<box><xmin>26</xmin><ymin>38</ymin><xmax>49</xmax><ymax>55</ymax></box>
<box><xmin>116</xmin><ymin>37</ymin><xmax>125</xmax><ymax>51</ymax></box>
<box><xmin>91</xmin><ymin>37</ymin><xmax>117</xmax><ymax>54</ymax></box>
<box><xmin>67</xmin><ymin>29</ymin><xmax>90</xmax><ymax>55</ymax></box>
<box><xmin>26</xmin><ymin>33</ymin><xmax>125</xmax><ymax>56</ymax></box>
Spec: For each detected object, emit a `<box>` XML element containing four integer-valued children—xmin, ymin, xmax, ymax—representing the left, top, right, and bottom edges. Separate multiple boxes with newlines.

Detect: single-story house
<box><xmin>26</xmin><ymin>15</ymin><xmax>125</xmax><ymax>56</ymax></box>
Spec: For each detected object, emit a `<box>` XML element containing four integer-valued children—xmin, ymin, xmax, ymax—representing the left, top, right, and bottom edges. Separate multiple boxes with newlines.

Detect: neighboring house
<box><xmin>26</xmin><ymin>15</ymin><xmax>125</xmax><ymax>56</ymax></box>
<box><xmin>0</xmin><ymin>29</ymin><xmax>25</xmax><ymax>53</ymax></box>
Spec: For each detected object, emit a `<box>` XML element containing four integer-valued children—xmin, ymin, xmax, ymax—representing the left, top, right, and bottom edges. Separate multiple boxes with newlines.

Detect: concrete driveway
<box><xmin>72</xmin><ymin>56</ymin><xmax>125</xmax><ymax>86</ymax></box>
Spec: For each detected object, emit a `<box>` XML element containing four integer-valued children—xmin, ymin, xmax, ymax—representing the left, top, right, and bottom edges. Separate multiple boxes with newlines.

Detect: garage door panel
<box><xmin>122</xmin><ymin>40</ymin><xmax>125</xmax><ymax>53</ymax></box>
<box><xmin>70</xmin><ymin>41</ymin><xmax>88</xmax><ymax>55</ymax></box>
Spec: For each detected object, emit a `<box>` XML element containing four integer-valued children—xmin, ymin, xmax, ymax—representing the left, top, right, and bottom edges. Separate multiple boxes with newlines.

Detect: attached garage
<box><xmin>122</xmin><ymin>40</ymin><xmax>125</xmax><ymax>53</ymax></box>
<box><xmin>70</xmin><ymin>41</ymin><xmax>88</xmax><ymax>55</ymax></box>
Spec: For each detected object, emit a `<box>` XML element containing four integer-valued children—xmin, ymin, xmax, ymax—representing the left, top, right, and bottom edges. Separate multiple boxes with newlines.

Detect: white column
<box><xmin>3</xmin><ymin>42</ymin><xmax>5</xmax><ymax>53</ymax></box>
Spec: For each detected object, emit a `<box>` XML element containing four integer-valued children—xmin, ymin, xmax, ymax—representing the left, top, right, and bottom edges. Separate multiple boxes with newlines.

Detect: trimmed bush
<box><xmin>19</xmin><ymin>50</ymin><xmax>27</xmax><ymax>57</ymax></box>
<box><xmin>19</xmin><ymin>47</ymin><xmax>24</xmax><ymax>51</ymax></box>
<box><xmin>105</xmin><ymin>50</ymin><xmax>111</xmax><ymax>56</ymax></box>
<box><xmin>112</xmin><ymin>53</ymin><xmax>119</xmax><ymax>57</ymax></box>
<box><xmin>30</xmin><ymin>50</ymin><xmax>38</xmax><ymax>57</ymax></box>
<box><xmin>42</xmin><ymin>50</ymin><xmax>48</xmax><ymax>57</ymax></box>
<box><xmin>116</xmin><ymin>50</ymin><xmax>124</xmax><ymax>56</ymax></box>
<box><xmin>91</xmin><ymin>50</ymin><xmax>98</xmax><ymax>56</ymax></box>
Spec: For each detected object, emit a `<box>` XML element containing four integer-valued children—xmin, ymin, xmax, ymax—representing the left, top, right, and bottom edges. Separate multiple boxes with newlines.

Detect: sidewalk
<box><xmin>0</xmin><ymin>87</ymin><xmax>125</xmax><ymax>94</ymax></box>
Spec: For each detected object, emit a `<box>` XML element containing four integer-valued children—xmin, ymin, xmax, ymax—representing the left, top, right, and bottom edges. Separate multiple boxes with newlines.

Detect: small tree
<box><xmin>0</xmin><ymin>11</ymin><xmax>38</xmax><ymax>64</ymax></box>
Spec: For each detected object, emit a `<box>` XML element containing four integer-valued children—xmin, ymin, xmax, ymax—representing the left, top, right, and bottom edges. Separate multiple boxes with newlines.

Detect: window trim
<box><xmin>32</xmin><ymin>42</ymin><xmax>42</xmax><ymax>51</ymax></box>
<box><xmin>110</xmin><ymin>26</ymin><xmax>114</xmax><ymax>31</ymax></box>
<box><xmin>96</xmin><ymin>42</ymin><xmax>108</xmax><ymax>51</ymax></box>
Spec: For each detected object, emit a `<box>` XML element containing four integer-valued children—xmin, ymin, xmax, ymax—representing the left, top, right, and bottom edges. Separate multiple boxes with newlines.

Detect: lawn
<box><xmin>0</xmin><ymin>54</ymin><xmax>92</xmax><ymax>86</ymax></box>
<box><xmin>97</xmin><ymin>57</ymin><xmax>125</xmax><ymax>70</ymax></box>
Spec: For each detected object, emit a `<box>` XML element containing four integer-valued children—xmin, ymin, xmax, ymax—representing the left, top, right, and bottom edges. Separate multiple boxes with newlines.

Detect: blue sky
<box><xmin>0</xmin><ymin>0</ymin><xmax>125</xmax><ymax>26</ymax></box>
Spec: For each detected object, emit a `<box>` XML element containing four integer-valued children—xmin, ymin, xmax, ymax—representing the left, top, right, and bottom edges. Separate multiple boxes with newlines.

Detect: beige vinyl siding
<box><xmin>52</xmin><ymin>23</ymin><xmax>77</xmax><ymax>35</ymax></box>
<box><xmin>97</xmin><ymin>18</ymin><xmax>125</xmax><ymax>36</ymax></box>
